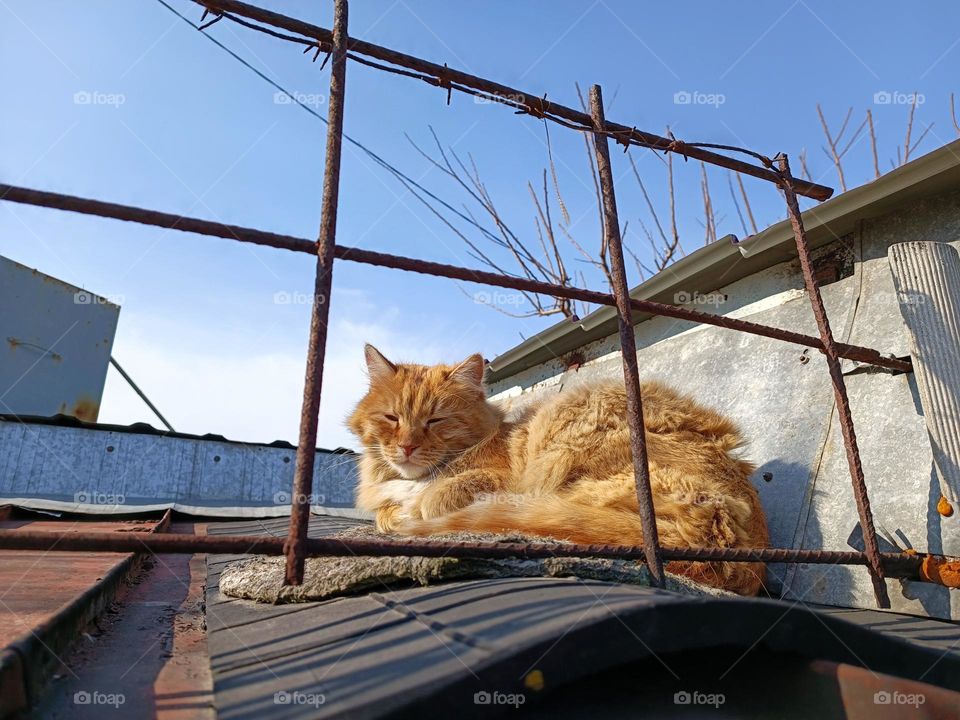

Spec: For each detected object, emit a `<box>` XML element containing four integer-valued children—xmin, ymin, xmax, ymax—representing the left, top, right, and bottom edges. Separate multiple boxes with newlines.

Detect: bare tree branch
<box><xmin>866</xmin><ymin>109</ymin><xmax>880</xmax><ymax>179</ymax></box>
<box><xmin>952</xmin><ymin>93</ymin><xmax>960</xmax><ymax>138</ymax></box>
<box><xmin>817</xmin><ymin>104</ymin><xmax>867</xmax><ymax>192</ymax></box>
<box><xmin>699</xmin><ymin>162</ymin><xmax>717</xmax><ymax>245</ymax></box>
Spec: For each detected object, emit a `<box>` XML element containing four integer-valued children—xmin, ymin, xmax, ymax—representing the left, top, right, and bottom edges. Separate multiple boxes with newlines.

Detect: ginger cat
<box><xmin>348</xmin><ymin>345</ymin><xmax>769</xmax><ymax>595</ymax></box>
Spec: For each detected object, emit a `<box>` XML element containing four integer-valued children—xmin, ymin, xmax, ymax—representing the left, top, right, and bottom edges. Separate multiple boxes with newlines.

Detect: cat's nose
<box><xmin>399</xmin><ymin>444</ymin><xmax>420</xmax><ymax>458</ymax></box>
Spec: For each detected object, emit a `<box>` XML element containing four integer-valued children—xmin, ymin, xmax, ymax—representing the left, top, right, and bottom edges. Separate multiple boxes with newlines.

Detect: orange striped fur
<box><xmin>348</xmin><ymin>345</ymin><xmax>769</xmax><ymax>595</ymax></box>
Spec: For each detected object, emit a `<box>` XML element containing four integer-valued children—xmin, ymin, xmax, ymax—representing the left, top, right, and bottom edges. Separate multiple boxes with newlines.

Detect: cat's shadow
<box><xmin>749</xmin><ymin>458</ymin><xmax>859</xmax><ymax>606</ymax></box>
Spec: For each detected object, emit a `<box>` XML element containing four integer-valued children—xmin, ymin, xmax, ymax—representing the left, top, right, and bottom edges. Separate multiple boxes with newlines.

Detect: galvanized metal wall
<box><xmin>0</xmin><ymin>420</ymin><xmax>364</xmax><ymax>518</ymax></box>
<box><xmin>487</xmin><ymin>189</ymin><xmax>960</xmax><ymax>619</ymax></box>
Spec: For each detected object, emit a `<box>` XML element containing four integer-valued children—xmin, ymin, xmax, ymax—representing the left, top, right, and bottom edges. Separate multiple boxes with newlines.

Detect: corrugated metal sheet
<box><xmin>0</xmin><ymin>416</ymin><xmax>366</xmax><ymax>518</ymax></box>
<box><xmin>0</xmin><ymin>254</ymin><xmax>119</xmax><ymax>422</ymax></box>
<box><xmin>889</xmin><ymin>242</ymin><xmax>960</xmax><ymax>508</ymax></box>
<box><xmin>202</xmin><ymin>516</ymin><xmax>960</xmax><ymax>719</ymax></box>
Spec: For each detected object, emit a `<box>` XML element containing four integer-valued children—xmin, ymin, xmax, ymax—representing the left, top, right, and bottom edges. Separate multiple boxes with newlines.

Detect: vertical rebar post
<box><xmin>778</xmin><ymin>155</ymin><xmax>890</xmax><ymax>608</ymax></box>
<box><xmin>589</xmin><ymin>84</ymin><xmax>665</xmax><ymax>588</ymax></box>
<box><xmin>284</xmin><ymin>0</ymin><xmax>349</xmax><ymax>585</ymax></box>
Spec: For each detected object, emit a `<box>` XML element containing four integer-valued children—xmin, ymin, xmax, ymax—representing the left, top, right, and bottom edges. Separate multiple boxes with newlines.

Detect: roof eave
<box><xmin>486</xmin><ymin>139</ymin><xmax>960</xmax><ymax>384</ymax></box>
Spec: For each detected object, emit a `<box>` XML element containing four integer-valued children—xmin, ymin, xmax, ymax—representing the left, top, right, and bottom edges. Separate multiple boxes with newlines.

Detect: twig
<box><xmin>952</xmin><ymin>93</ymin><xmax>960</xmax><ymax>138</ymax></box>
<box><xmin>816</xmin><ymin>104</ymin><xmax>867</xmax><ymax>192</ymax></box>
<box><xmin>699</xmin><ymin>162</ymin><xmax>717</xmax><ymax>245</ymax></box>
<box><xmin>866</xmin><ymin>109</ymin><xmax>880</xmax><ymax>179</ymax></box>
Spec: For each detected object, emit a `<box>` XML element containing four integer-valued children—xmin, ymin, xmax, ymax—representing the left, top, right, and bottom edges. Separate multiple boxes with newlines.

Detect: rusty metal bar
<box><xmin>2</xmin><ymin>530</ymin><xmax>956</xmax><ymax>586</ymax></box>
<box><xmin>193</xmin><ymin>0</ymin><xmax>832</xmax><ymax>202</ymax></box>
<box><xmin>778</xmin><ymin>155</ymin><xmax>891</xmax><ymax>609</ymax></box>
<box><xmin>284</xmin><ymin>0</ymin><xmax>349</xmax><ymax>586</ymax></box>
<box><xmin>0</xmin><ymin>529</ymin><xmax>918</xmax><ymax>567</ymax></box>
<box><xmin>589</xmin><ymin>84</ymin><xmax>665</xmax><ymax>588</ymax></box>
<box><xmin>0</xmin><ymin>184</ymin><xmax>911</xmax><ymax>374</ymax></box>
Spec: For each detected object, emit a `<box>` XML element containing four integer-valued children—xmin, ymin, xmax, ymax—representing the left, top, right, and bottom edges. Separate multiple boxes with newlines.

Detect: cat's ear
<box><xmin>364</xmin><ymin>344</ymin><xmax>397</xmax><ymax>383</ymax></box>
<box><xmin>448</xmin><ymin>353</ymin><xmax>485</xmax><ymax>388</ymax></box>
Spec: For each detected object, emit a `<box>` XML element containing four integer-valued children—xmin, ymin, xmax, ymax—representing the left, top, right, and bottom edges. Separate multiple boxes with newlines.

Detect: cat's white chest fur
<box><xmin>380</xmin><ymin>478</ymin><xmax>428</xmax><ymax>518</ymax></box>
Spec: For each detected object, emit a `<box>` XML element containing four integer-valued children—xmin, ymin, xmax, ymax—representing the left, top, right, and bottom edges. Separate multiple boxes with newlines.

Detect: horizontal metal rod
<box><xmin>0</xmin><ymin>184</ymin><xmax>910</xmax><ymax>373</ymax></box>
<box><xmin>0</xmin><ymin>529</ymin><xmax>924</xmax><ymax>573</ymax></box>
<box><xmin>194</xmin><ymin>0</ymin><xmax>832</xmax><ymax>202</ymax></box>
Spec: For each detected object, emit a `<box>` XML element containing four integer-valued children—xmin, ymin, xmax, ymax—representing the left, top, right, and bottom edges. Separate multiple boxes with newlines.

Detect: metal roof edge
<box><xmin>486</xmin><ymin>139</ymin><xmax>960</xmax><ymax>384</ymax></box>
<box><xmin>737</xmin><ymin>137</ymin><xmax>960</xmax><ymax>260</ymax></box>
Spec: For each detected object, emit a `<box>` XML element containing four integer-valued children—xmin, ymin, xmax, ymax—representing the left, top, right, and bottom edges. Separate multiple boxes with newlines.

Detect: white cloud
<box><xmin>98</xmin><ymin>300</ymin><xmax>449</xmax><ymax>451</ymax></box>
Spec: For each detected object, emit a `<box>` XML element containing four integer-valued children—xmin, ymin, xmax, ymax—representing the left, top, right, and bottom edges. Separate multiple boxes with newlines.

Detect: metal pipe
<box><xmin>589</xmin><ymin>84</ymin><xmax>665</xmax><ymax>588</ymax></box>
<box><xmin>1</xmin><ymin>529</ymin><xmax>954</xmax><ymax>586</ymax></box>
<box><xmin>0</xmin><ymin>184</ymin><xmax>911</xmax><ymax>374</ymax></box>
<box><xmin>109</xmin><ymin>356</ymin><xmax>175</xmax><ymax>432</ymax></box>
<box><xmin>778</xmin><ymin>155</ymin><xmax>890</xmax><ymax>609</ymax></box>
<box><xmin>192</xmin><ymin>0</ymin><xmax>832</xmax><ymax>202</ymax></box>
<box><xmin>0</xmin><ymin>529</ymin><xmax>914</xmax><ymax>565</ymax></box>
<box><xmin>284</xmin><ymin>0</ymin><xmax>349</xmax><ymax>586</ymax></box>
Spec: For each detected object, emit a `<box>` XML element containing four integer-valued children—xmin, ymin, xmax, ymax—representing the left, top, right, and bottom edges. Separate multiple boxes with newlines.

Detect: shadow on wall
<box><xmin>749</xmin><ymin>458</ymin><xmax>858</xmax><ymax>606</ymax></box>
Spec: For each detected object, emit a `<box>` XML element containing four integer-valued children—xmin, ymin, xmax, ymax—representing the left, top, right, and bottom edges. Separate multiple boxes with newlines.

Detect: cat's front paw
<box><xmin>375</xmin><ymin>504</ymin><xmax>406</xmax><ymax>533</ymax></box>
<box><xmin>418</xmin><ymin>481</ymin><xmax>472</xmax><ymax>520</ymax></box>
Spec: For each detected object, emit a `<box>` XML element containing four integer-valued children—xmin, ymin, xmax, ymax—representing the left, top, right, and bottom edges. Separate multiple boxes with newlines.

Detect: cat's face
<box><xmin>347</xmin><ymin>345</ymin><xmax>492</xmax><ymax>479</ymax></box>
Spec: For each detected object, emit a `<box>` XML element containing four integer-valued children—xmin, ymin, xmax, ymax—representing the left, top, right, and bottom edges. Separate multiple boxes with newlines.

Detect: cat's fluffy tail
<box><xmin>397</xmin><ymin>494</ymin><xmax>766</xmax><ymax>596</ymax></box>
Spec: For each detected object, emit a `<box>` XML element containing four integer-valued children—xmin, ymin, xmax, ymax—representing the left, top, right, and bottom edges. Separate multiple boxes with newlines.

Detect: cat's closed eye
<box><xmin>426</xmin><ymin>417</ymin><xmax>444</xmax><ymax>426</ymax></box>
<box><xmin>384</xmin><ymin>414</ymin><xmax>399</xmax><ymax>422</ymax></box>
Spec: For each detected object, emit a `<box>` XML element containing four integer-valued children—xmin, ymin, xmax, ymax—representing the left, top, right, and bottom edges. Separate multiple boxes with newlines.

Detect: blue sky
<box><xmin>2</xmin><ymin>1</ymin><xmax>958</xmax><ymax>449</ymax></box>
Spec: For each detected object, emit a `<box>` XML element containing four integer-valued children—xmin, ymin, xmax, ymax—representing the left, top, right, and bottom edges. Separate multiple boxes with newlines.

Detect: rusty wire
<box><xmin>194</xmin><ymin>0</ymin><xmax>832</xmax><ymax>201</ymax></box>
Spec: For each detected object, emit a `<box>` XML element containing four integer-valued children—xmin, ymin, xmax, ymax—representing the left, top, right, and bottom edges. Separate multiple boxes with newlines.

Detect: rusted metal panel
<box><xmin>0</xmin><ymin>517</ymin><xmax>161</xmax><ymax>712</ymax></box>
<box><xmin>26</xmin><ymin>521</ymin><xmax>215</xmax><ymax>720</ymax></box>
<box><xmin>0</xmin><ymin>254</ymin><xmax>118</xmax><ymax>422</ymax></box>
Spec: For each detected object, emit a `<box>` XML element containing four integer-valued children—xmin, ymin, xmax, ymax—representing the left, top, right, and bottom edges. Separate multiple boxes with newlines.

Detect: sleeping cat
<box><xmin>347</xmin><ymin>344</ymin><xmax>769</xmax><ymax>595</ymax></box>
